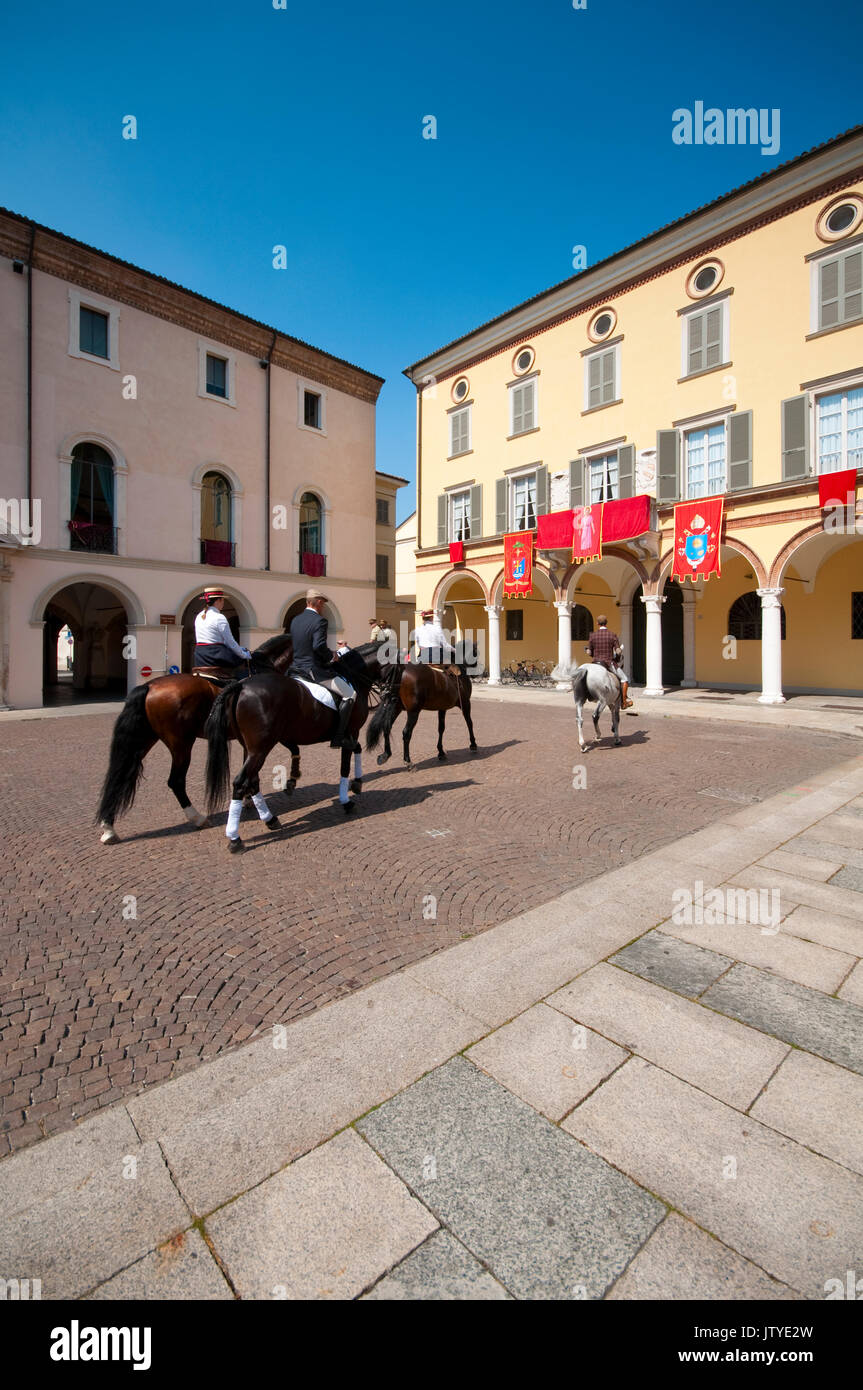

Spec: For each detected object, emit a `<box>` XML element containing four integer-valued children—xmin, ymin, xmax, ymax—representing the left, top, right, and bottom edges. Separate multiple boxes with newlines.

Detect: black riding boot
<box><xmin>330</xmin><ymin>694</ymin><xmax>358</xmax><ymax>750</ymax></box>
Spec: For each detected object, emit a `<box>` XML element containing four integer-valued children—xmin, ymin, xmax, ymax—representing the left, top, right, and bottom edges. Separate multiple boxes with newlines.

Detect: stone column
<box><xmin>641</xmin><ymin>592</ymin><xmax>666</xmax><ymax>697</ymax></box>
<box><xmin>485</xmin><ymin>604</ymin><xmax>502</xmax><ymax>685</ymax></box>
<box><xmin>554</xmin><ymin>600</ymin><xmax>572</xmax><ymax>688</ymax></box>
<box><xmin>757</xmin><ymin>587</ymin><xmax>786</xmax><ymax>704</ymax></box>
<box><xmin>681</xmin><ymin>589</ymin><xmax>697</xmax><ymax>688</ymax></box>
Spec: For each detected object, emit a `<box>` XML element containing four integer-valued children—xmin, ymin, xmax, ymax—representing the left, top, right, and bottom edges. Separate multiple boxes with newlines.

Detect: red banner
<box><xmin>536</xmin><ymin>509</ymin><xmax>575</xmax><ymax>549</ymax></box>
<box><xmin>572</xmin><ymin>504</ymin><xmax>602</xmax><ymax>563</ymax></box>
<box><xmin>672</xmin><ymin>497</ymin><xmax>723</xmax><ymax>583</ymax></box>
<box><xmin>601</xmin><ymin>494</ymin><xmax>652</xmax><ymax>544</ymax></box>
<box><xmin>503</xmin><ymin>531</ymin><xmax>533</xmax><ymax>598</ymax></box>
<box><xmin>819</xmin><ymin>467</ymin><xmax>857</xmax><ymax>510</ymax></box>
<box><xmin>448</xmin><ymin>541</ymin><xmax>465</xmax><ymax>563</ymax></box>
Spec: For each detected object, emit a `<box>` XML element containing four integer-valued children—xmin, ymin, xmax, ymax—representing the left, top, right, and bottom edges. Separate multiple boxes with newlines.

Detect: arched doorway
<box><xmin>42</xmin><ymin>582</ymin><xmax>129</xmax><ymax>702</ymax></box>
<box><xmin>181</xmin><ymin>594</ymin><xmax>241</xmax><ymax>672</ymax></box>
<box><xmin>630</xmin><ymin>579</ymin><xmax>684</xmax><ymax>687</ymax></box>
<box><xmin>200</xmin><ymin>471</ymin><xmax>234</xmax><ymax>567</ymax></box>
<box><xmin>282</xmin><ymin>595</ymin><xmax>342</xmax><ymax>642</ymax></box>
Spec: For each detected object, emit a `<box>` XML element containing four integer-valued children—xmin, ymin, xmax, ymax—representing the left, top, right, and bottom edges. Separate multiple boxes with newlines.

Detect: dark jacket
<box><xmin>290</xmin><ymin>608</ymin><xmax>335</xmax><ymax>682</ymax></box>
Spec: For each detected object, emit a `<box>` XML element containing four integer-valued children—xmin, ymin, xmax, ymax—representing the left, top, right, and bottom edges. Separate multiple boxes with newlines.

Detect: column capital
<box><xmin>484</xmin><ymin>604</ymin><xmax>503</xmax><ymax>617</ymax></box>
<box><xmin>756</xmin><ymin>587</ymin><xmax>785</xmax><ymax>607</ymax></box>
<box><xmin>554</xmin><ymin>600</ymin><xmax>572</xmax><ymax>615</ymax></box>
<box><xmin>641</xmin><ymin>593</ymin><xmax>666</xmax><ymax>613</ymax></box>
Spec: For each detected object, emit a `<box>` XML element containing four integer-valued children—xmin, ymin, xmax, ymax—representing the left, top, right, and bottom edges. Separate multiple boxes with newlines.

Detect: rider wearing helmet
<box><xmin>587</xmin><ymin>614</ymin><xmax>634</xmax><ymax>710</ymax></box>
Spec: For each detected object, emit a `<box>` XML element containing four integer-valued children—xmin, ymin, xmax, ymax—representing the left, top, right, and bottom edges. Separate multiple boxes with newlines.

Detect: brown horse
<box><xmin>204</xmin><ymin>643</ymin><xmax>385</xmax><ymax>850</ymax></box>
<box><xmin>365</xmin><ymin>659</ymin><xmax>477</xmax><ymax>769</ymax></box>
<box><xmin>96</xmin><ymin>632</ymin><xmax>295</xmax><ymax>843</ymax></box>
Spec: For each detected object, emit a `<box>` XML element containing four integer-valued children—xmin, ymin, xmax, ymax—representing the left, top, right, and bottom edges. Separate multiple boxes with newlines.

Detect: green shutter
<box><xmin>495</xmin><ymin>478</ymin><xmax>507</xmax><ymax>534</ymax></box>
<box><xmin>657</xmin><ymin>429</ymin><xmax>680</xmax><ymax>503</ymax></box>
<box><xmin>781</xmin><ymin>396</ymin><xmax>809</xmax><ymax>480</ymax></box>
<box><xmin>728</xmin><ymin>411</ymin><xmax>753</xmax><ymax>491</ymax></box>
<box><xmin>617</xmin><ymin>444</ymin><xmax>635</xmax><ymax>499</ymax></box>
<box><xmin>570</xmin><ymin>458</ymin><xmax>585</xmax><ymax>510</ymax></box>
<box><xmin>469</xmin><ymin>484</ymin><xmax>482</xmax><ymax>539</ymax></box>
<box><xmin>437</xmin><ymin>494</ymin><xmax>447</xmax><ymax>545</ymax></box>
<box><xmin>535</xmin><ymin>466</ymin><xmax>549</xmax><ymax>518</ymax></box>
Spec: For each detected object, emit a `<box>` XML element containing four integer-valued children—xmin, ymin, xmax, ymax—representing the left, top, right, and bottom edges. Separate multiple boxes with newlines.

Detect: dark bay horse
<box><xmin>366</xmin><ymin>657</ymin><xmax>477</xmax><ymax>769</ymax></box>
<box><xmin>204</xmin><ymin>642</ymin><xmax>385</xmax><ymax>851</ymax></box>
<box><xmin>96</xmin><ymin>633</ymin><xmax>294</xmax><ymax>843</ymax></box>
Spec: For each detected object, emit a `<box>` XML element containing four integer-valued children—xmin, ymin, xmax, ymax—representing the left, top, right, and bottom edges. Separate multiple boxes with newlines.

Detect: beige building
<box><xmin>405</xmin><ymin>127</ymin><xmax>863</xmax><ymax>699</ymax></box>
<box><xmin>395</xmin><ymin>510</ymin><xmax>417</xmax><ymax>614</ymax></box>
<box><xmin>372</xmin><ymin>471</ymin><xmax>411</xmax><ymax>632</ymax></box>
<box><xmin>0</xmin><ymin>208</ymin><xmax>383</xmax><ymax>709</ymax></box>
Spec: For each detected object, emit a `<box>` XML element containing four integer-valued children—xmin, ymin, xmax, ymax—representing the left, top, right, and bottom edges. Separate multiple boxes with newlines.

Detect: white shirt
<box><xmin>194</xmin><ymin>607</ymin><xmax>249</xmax><ymax>658</ymax></box>
<box><xmin>413</xmin><ymin>620</ymin><xmax>453</xmax><ymax>654</ymax></box>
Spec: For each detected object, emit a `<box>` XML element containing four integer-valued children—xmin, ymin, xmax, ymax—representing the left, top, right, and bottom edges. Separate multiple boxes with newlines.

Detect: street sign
<box><xmin>169</xmin><ymin>664</ymin><xmax>180</xmax><ymax>675</ymax></box>
<box><xmin>140</xmin><ymin>665</ymin><xmax>153</xmax><ymax>679</ymax></box>
<box><xmin>160</xmin><ymin>615</ymin><xmax>176</xmax><ymax>625</ymax></box>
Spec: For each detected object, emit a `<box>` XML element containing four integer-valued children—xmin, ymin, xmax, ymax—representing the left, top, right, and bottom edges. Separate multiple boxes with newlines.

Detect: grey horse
<box><xmin>551</xmin><ymin>660</ymin><xmax>622</xmax><ymax>750</ymax></box>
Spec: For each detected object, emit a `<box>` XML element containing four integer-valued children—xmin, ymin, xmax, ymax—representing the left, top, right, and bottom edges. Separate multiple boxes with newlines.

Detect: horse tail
<box><xmin>366</xmin><ymin>683</ymin><xmax>400</xmax><ymax>751</ymax></box>
<box><xmin>204</xmin><ymin>681</ymin><xmax>241</xmax><ymax>813</ymax></box>
<box><xmin>96</xmin><ymin>683</ymin><xmax>152</xmax><ymax>826</ymax></box>
<box><xmin>572</xmin><ymin>667</ymin><xmax>590</xmax><ymax>705</ymax></box>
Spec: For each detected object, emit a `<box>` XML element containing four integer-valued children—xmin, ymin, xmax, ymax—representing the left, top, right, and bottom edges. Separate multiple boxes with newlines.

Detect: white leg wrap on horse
<box><xmin>353</xmin><ymin>752</ymin><xmax>362</xmax><ymax>779</ymax></box>
<box><xmin>339</xmin><ymin>776</ymin><xmax>351</xmax><ymax>804</ymax></box>
<box><xmin>251</xmin><ymin>792</ymin><xmax>273</xmax><ymax>822</ymax></box>
<box><xmin>226</xmin><ymin>799</ymin><xmax>243</xmax><ymax>839</ymax></box>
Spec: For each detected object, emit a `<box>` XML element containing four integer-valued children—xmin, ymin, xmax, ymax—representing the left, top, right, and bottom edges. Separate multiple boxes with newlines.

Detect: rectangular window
<box><xmin>449</xmin><ymin>406</ymin><xmax>471</xmax><ymax>456</ymax></box>
<box><xmin>376</xmin><ymin>498</ymin><xmax>389</xmax><ymax>524</ymax></box>
<box><xmin>588</xmin><ymin>452</ymin><xmax>619</xmax><ymax>503</ymax></box>
<box><xmin>816</xmin><ymin>387</ymin><xmax>863</xmax><ymax>474</ymax></box>
<box><xmin>586</xmin><ymin>348</ymin><xmax>616</xmax><ymax>409</ymax></box>
<box><xmin>375</xmin><ymin>553</ymin><xmax>389</xmax><ymax>588</ymax></box>
<box><xmin>819</xmin><ymin>249</ymin><xmax>863</xmax><ymax>330</ymax></box>
<box><xmin>506</xmin><ymin>609</ymin><xmax>523</xmax><ymax>641</ymax></box>
<box><xmin>304</xmin><ymin>390</ymin><xmax>322</xmax><ymax>428</ymax></box>
<box><xmin>684</xmin><ymin>304</ymin><xmax>725</xmax><ymax>376</ymax></box>
<box><xmin>206</xmin><ymin>354</ymin><xmax>228</xmax><ymax>398</ymax></box>
<box><xmin>684</xmin><ymin>422</ymin><xmax>726</xmax><ymax>498</ymax></box>
<box><xmin>510</xmin><ymin>379</ymin><xmax>536</xmax><ymax>435</ymax></box>
<box><xmin>853</xmin><ymin>592</ymin><xmax>863</xmax><ymax>640</ymax></box>
<box><xmin>79</xmin><ymin>306</ymin><xmax>109</xmax><ymax>359</ymax></box>
<box><xmin>511</xmin><ymin>473</ymin><xmax>537</xmax><ymax>531</ymax></box>
<box><xmin>449</xmin><ymin>489</ymin><xmax>471</xmax><ymax>541</ymax></box>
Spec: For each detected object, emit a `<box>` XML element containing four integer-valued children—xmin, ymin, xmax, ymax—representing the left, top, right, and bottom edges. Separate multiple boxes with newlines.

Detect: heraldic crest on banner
<box><xmin>672</xmin><ymin>496</ymin><xmax>723</xmax><ymax>583</ymax></box>
<box><xmin>503</xmin><ymin>531</ymin><xmax>533</xmax><ymax>598</ymax></box>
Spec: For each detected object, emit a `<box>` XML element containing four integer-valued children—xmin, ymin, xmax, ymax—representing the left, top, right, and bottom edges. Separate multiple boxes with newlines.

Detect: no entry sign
<box><xmin>140</xmin><ymin>665</ymin><xmax>153</xmax><ymax>679</ymax></box>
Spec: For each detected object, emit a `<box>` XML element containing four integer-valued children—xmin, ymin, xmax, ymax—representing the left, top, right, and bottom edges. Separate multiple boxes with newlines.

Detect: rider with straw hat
<box><xmin>193</xmin><ymin>587</ymin><xmax>251</xmax><ymax>670</ymax></box>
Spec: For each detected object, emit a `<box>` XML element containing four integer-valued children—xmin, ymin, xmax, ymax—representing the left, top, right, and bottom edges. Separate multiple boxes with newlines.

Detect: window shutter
<box><xmin>469</xmin><ymin>484</ymin><xmax>482</xmax><ymax>539</ymax></box>
<box><xmin>437</xmin><ymin>495</ymin><xmax>448</xmax><ymax>545</ymax></box>
<box><xmin>727</xmin><ymin>411</ymin><xmax>752</xmax><ymax>490</ymax></box>
<box><xmin>843</xmin><ymin>249</ymin><xmax>862</xmax><ymax>323</ymax></box>
<box><xmin>535</xmin><ymin>466</ymin><xmax>549</xmax><ymax>518</ymax></box>
<box><xmin>518</xmin><ymin>380</ymin><xmax>535</xmax><ymax>431</ymax></box>
<box><xmin>495</xmin><ymin>478</ymin><xmax>508</xmax><ymax>534</ymax></box>
<box><xmin>570</xmin><ymin>457</ymin><xmax>585</xmax><ymax>510</ymax></box>
<box><xmin>601</xmin><ymin>349</ymin><xmax>615</xmax><ymax>402</ymax></box>
<box><xmin>588</xmin><ymin>355</ymin><xmax>602</xmax><ymax>409</ymax></box>
<box><xmin>657</xmin><ymin>429</ymin><xmax>680</xmax><ymax>503</ymax></box>
<box><xmin>705</xmin><ymin>308</ymin><xmax>723</xmax><ymax>368</ymax></box>
<box><xmin>617</xmin><ymin>444</ymin><xmax>635</xmax><ymax>499</ymax></box>
<box><xmin>781</xmin><ymin>396</ymin><xmax>809</xmax><ymax>480</ymax></box>
<box><xmin>687</xmin><ymin>313</ymin><xmax>704</xmax><ymax>374</ymax></box>
<box><xmin>819</xmin><ymin>259</ymin><xmax>840</xmax><ymax>329</ymax></box>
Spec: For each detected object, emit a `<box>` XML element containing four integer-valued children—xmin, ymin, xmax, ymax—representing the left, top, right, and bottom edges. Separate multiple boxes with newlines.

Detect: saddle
<box><xmin>192</xmin><ymin>666</ymin><xmax>241</xmax><ymax>686</ymax></box>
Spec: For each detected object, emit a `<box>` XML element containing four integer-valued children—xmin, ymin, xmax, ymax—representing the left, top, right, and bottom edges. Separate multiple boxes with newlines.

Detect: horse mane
<box><xmin>253</xmin><ymin>632</ymin><xmax>293</xmax><ymax>658</ymax></box>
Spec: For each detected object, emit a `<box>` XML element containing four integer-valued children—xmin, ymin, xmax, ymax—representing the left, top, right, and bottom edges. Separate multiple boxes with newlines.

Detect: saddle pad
<box><xmin>293</xmin><ymin>676</ymin><xmax>336</xmax><ymax>710</ymax></box>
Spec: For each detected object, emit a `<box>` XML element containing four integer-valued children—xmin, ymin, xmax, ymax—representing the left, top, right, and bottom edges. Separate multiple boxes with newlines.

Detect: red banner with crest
<box><xmin>671</xmin><ymin>496</ymin><xmax>724</xmax><ymax>583</ymax></box>
<box><xmin>503</xmin><ymin>531</ymin><xmax>533</xmax><ymax>598</ymax></box>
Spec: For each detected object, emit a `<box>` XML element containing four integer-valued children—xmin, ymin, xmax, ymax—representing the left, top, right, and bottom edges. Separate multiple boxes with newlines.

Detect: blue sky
<box><xmin>1</xmin><ymin>0</ymin><xmax>860</xmax><ymax>523</ymax></box>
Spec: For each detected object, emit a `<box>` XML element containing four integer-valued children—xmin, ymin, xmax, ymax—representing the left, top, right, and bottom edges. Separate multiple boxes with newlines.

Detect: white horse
<box><xmin>551</xmin><ymin>661</ymin><xmax>622</xmax><ymax>750</ymax></box>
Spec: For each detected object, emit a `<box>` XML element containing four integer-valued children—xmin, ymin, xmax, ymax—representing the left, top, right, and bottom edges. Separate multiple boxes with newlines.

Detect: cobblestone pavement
<box><xmin>0</xmin><ymin>700</ymin><xmax>855</xmax><ymax>1155</ymax></box>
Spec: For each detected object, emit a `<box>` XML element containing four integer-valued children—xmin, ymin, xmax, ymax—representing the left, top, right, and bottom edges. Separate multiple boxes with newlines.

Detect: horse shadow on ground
<box><xmin>363</xmin><ymin>737</ymin><xmax>521</xmax><ymax>776</ymax></box>
<box><xmin>575</xmin><ymin>726</ymin><xmax>650</xmax><ymax>751</ymax></box>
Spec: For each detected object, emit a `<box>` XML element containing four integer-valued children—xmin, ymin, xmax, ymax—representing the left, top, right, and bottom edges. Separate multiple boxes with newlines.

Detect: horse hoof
<box><xmin>100</xmin><ymin>828</ymin><xmax>118</xmax><ymax>845</ymax></box>
<box><xmin>438</xmin><ymin>751</ymin><xmax>447</xmax><ymax>761</ymax></box>
<box><xmin>265</xmin><ymin>816</ymin><xmax>282</xmax><ymax>832</ymax></box>
<box><xmin>614</xmin><ymin>739</ymin><xmax>622</xmax><ymax>747</ymax></box>
<box><xmin>405</xmin><ymin>763</ymin><xmax>415</xmax><ymax>773</ymax></box>
<box><xmin>376</xmin><ymin>754</ymin><xmax>389</xmax><ymax>767</ymax></box>
<box><xmin>350</xmin><ymin>779</ymin><xmax>362</xmax><ymax>794</ymax></box>
<box><xmin>343</xmin><ymin>800</ymin><xmax>356</xmax><ymax>815</ymax></box>
<box><xmin>470</xmin><ymin>745</ymin><xmax>478</xmax><ymax>753</ymax></box>
<box><xmin>284</xmin><ymin>781</ymin><xmax>295</xmax><ymax>796</ymax></box>
<box><xmin>194</xmin><ymin>814</ymin><xmax>210</xmax><ymax>830</ymax></box>
<box><xmin>227</xmin><ymin>837</ymin><xmax>244</xmax><ymax>853</ymax></box>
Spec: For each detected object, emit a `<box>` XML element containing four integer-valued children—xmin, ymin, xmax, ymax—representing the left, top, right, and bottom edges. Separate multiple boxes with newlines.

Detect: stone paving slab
<box><xmin>606</xmin><ymin>1213</ymin><xmax>803</xmax><ymax>1301</ymax></box>
<box><xmin>701</xmin><ymin>963</ymin><xmax>863</xmax><ymax>1074</ymax></box>
<box><xmin>758</xmin><ymin>848</ymin><xmax>846</xmax><ymax>880</ymax></box>
<box><xmin>783</xmin><ymin>835</ymin><xmax>863</xmax><ymax>871</ymax></box>
<box><xmin>88</xmin><ymin>1229</ymin><xmax>233</xmax><ymax>1300</ymax></box>
<box><xmin>465</xmin><ymin>1003</ymin><xmax>628</xmax><ymax>1121</ymax></box>
<box><xmin>206</xmin><ymin>1129</ymin><xmax>437</xmax><ymax>1300</ymax></box>
<box><xmin>608</xmin><ymin>931</ymin><xmax>732</xmax><ymax>997</ymax></box>
<box><xmin>658</xmin><ymin>912</ymin><xmax>856</xmax><ymax>994</ymax></box>
<box><xmin>779</xmin><ymin>905</ymin><xmax>863</xmax><ymax>957</ymax></box>
<box><xmin>832</xmin><ymin>865</ymin><xmax>863</xmax><ymax>893</ymax></box>
<box><xmin>357</xmin><ymin>1056</ymin><xmax>665</xmax><ymax>1300</ymax></box>
<box><xmin>750</xmin><ymin>1049</ymin><xmax>863</xmax><ymax>1175</ymax></box>
<box><xmin>564</xmin><ymin>1058</ymin><xmax>863</xmax><ymax>1299</ymax></box>
<box><xmin>805</xmin><ymin>813</ymin><xmax>863</xmax><ymax>851</ymax></box>
<box><xmin>0</xmin><ymin>1140</ymin><xmax>189</xmax><ymax>1299</ymax></box>
<box><xmin>727</xmin><ymin>866</ymin><xmax>863</xmax><ymax>920</ymax></box>
<box><xmin>362</xmin><ymin>1229</ymin><xmax>512</xmax><ymax>1300</ymax></box>
<box><xmin>839</xmin><ymin>960</ymin><xmax>863</xmax><ymax>1006</ymax></box>
<box><xmin>548</xmin><ymin>964</ymin><xmax>789</xmax><ymax>1109</ymax></box>
<box><xmin>0</xmin><ymin>1107</ymin><xmax>140</xmax><ymax>1218</ymax></box>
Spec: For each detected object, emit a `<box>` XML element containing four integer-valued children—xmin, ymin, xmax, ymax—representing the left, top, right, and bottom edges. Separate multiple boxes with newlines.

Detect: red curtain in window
<box><xmin>302</xmin><ymin>552</ymin><xmax>325</xmax><ymax>577</ymax></box>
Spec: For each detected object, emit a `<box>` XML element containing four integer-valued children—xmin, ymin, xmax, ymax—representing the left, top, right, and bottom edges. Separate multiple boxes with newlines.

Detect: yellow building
<box><xmin>405</xmin><ymin>127</ymin><xmax>863</xmax><ymax>701</ymax></box>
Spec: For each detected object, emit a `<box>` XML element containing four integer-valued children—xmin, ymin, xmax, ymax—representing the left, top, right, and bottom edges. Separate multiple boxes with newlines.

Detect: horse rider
<box><xmin>586</xmin><ymin>614</ymin><xmax>634</xmax><ymax>710</ymax></box>
<box><xmin>370</xmin><ymin>617</ymin><xmax>385</xmax><ymax>642</ymax></box>
<box><xmin>414</xmin><ymin>609</ymin><xmax>455</xmax><ymax>666</ymax></box>
<box><xmin>193</xmin><ymin>587</ymin><xmax>252</xmax><ymax>672</ymax></box>
<box><xmin>290</xmin><ymin>588</ymin><xmax>358</xmax><ymax>748</ymax></box>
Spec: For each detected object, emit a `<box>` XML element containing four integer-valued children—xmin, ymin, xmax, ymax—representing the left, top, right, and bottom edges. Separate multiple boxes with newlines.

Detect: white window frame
<box><xmin>814</xmin><ymin>380</ymin><xmax>863</xmax><ymax>475</ymax></box>
<box><xmin>682</xmin><ymin>416</ymin><xmax>728</xmax><ymax>499</ymax></box>
<box><xmin>583</xmin><ymin>345</ymin><xmax>620</xmax><ymax>410</ymax></box>
<box><xmin>297</xmin><ymin>379</ymin><xmax>328</xmax><ymax>435</ymax></box>
<box><xmin>449</xmin><ymin>488</ymin><xmax>472</xmax><ymax>542</ymax></box>
<box><xmin>197</xmin><ymin>341</ymin><xmax>237</xmax><ymax>407</ymax></box>
<box><xmin>585</xmin><ymin>449</ymin><xmax>619</xmax><ymax>503</ymax></box>
<box><xmin>509</xmin><ymin>467</ymin><xmax>538</xmax><ymax>531</ymax></box>
<box><xmin>68</xmin><ymin>288</ymin><xmax>121</xmax><ymax>371</ymax></box>
<box><xmin>509</xmin><ymin>374</ymin><xmax>538</xmax><ymax>436</ymax></box>
<box><xmin>449</xmin><ymin>406</ymin><xmax>471</xmax><ymax>458</ymax></box>
<box><xmin>679</xmin><ymin>299</ymin><xmax>729</xmax><ymax>378</ymax></box>
<box><xmin>810</xmin><ymin>246</ymin><xmax>863</xmax><ymax>333</ymax></box>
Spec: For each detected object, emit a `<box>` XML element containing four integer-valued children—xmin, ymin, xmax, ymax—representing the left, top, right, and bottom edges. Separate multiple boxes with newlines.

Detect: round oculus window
<box><xmin>593</xmin><ymin>312</ymin><xmax>613</xmax><ymax>336</ymax></box>
<box><xmin>587</xmin><ymin>307</ymin><xmax>617</xmax><ymax>342</ymax></box>
<box><xmin>451</xmin><ymin>377</ymin><xmax>469</xmax><ymax>402</ymax></box>
<box><xmin>816</xmin><ymin>196</ymin><xmax>863</xmax><ymax>242</ymax></box>
<box><xmin>827</xmin><ymin>203</ymin><xmax>856</xmax><ymax>233</ymax></box>
<box><xmin>694</xmin><ymin>266</ymin><xmax>718</xmax><ymax>292</ymax></box>
<box><xmin>512</xmin><ymin>346</ymin><xmax>535</xmax><ymax>374</ymax></box>
<box><xmin>686</xmin><ymin>259</ymin><xmax>724</xmax><ymax>299</ymax></box>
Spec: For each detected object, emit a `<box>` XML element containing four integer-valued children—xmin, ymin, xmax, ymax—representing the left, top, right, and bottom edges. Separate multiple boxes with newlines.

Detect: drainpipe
<box><xmin>416</xmin><ymin>377</ymin><xmax>423</xmax><ymax>556</ymax></box>
<box><xmin>264</xmin><ymin>330</ymin><xmax>276</xmax><ymax>570</ymax></box>
<box><xmin>26</xmin><ymin>223</ymin><xmax>35</xmax><ymax>518</ymax></box>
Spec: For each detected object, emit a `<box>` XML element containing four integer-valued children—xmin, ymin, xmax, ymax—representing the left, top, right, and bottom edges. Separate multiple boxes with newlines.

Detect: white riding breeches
<box><xmin>614</xmin><ymin>663</ymin><xmax>630</xmax><ymax>684</ymax></box>
<box><xmin>331</xmin><ymin>675</ymin><xmax>354</xmax><ymax>699</ymax></box>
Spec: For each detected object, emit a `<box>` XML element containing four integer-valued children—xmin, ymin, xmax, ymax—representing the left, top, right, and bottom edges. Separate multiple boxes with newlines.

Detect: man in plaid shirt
<box><xmin>587</xmin><ymin>615</ymin><xmax>634</xmax><ymax>710</ymax></box>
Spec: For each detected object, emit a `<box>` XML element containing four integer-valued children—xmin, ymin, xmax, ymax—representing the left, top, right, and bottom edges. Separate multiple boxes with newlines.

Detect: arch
<box><xmin>59</xmin><ymin>431</ymin><xmax>128</xmax><ymax>474</ymax></box>
<box><xmin>769</xmin><ymin>520</ymin><xmax>853</xmax><ymax>588</ymax></box>
<box><xmin>280</xmin><ymin>592</ymin><xmax>344</xmax><ymax>633</ymax></box>
<box><xmin>30</xmin><ymin>572</ymin><xmax>146</xmax><ymax>627</ymax></box>
<box><xmin>190</xmin><ymin>460</ymin><xmax>244</xmax><ymax>494</ymax></box>
<box><xmin>561</xmin><ymin>548</ymin><xmax>649</xmax><ymax>601</ymax></box>
<box><xmin>174</xmin><ymin>582</ymin><xmax>257</xmax><ymax>630</ymax></box>
<box><xmin>432</xmin><ymin>567</ymin><xmax>489</xmax><ymax>609</ymax></box>
<box><xmin>651</xmin><ymin>534</ymin><xmax>768</xmax><ymax>591</ymax></box>
<box><xmin>489</xmin><ymin>560</ymin><xmax>555</xmax><ymax>606</ymax></box>
<box><xmin>291</xmin><ymin>480</ymin><xmax>333</xmax><ymax>512</ymax></box>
